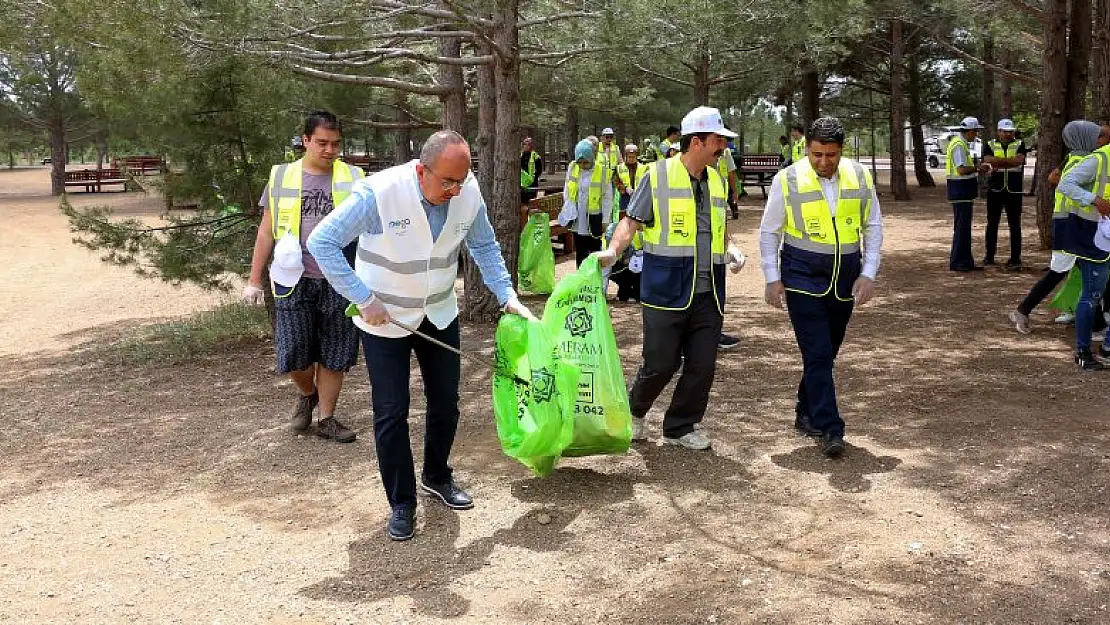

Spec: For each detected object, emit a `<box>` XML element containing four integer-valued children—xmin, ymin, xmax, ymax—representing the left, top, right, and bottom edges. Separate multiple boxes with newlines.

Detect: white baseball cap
<box><xmin>625</xmin><ymin>143</ymin><xmax>638</xmax><ymax>152</ymax></box>
<box><xmin>270</xmin><ymin>232</ymin><xmax>304</xmax><ymax>288</ymax></box>
<box><xmin>959</xmin><ymin>116</ymin><xmax>984</xmax><ymax>130</ymax></box>
<box><xmin>601</xmin><ymin>127</ymin><xmax>615</xmax><ymax>136</ymax></box>
<box><xmin>997</xmin><ymin>118</ymin><xmax>1016</xmax><ymax>131</ymax></box>
<box><xmin>1096</xmin><ymin>218</ymin><xmax>1110</xmax><ymax>253</ymax></box>
<box><xmin>680</xmin><ymin>106</ymin><xmax>737</xmax><ymax>138</ymax></box>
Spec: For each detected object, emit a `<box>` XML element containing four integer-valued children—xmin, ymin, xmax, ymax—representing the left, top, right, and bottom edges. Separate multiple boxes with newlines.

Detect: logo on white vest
<box><xmin>387</xmin><ymin>218</ymin><xmax>411</xmax><ymax>235</ymax></box>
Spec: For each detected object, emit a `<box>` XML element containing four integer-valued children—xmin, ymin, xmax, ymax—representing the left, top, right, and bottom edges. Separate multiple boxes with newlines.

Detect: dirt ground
<box><xmin>1</xmin><ymin>166</ymin><xmax>1108</xmax><ymax>624</ymax></box>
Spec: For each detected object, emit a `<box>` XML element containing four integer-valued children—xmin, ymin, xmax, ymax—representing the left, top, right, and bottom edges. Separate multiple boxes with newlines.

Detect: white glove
<box><xmin>595</xmin><ymin>249</ymin><xmax>618</xmax><ymax>267</ymax></box>
<box><xmin>726</xmin><ymin>244</ymin><xmax>746</xmax><ymax>274</ymax></box>
<box><xmin>242</xmin><ymin>284</ymin><xmax>265</xmax><ymax>306</ymax></box>
<box><xmin>503</xmin><ymin>296</ymin><xmax>537</xmax><ymax>321</ymax></box>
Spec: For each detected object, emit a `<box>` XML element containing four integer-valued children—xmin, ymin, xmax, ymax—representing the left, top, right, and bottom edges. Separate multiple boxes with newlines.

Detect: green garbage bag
<box><xmin>543</xmin><ymin>255</ymin><xmax>633</xmax><ymax>457</ymax></box>
<box><xmin>518</xmin><ymin>213</ymin><xmax>556</xmax><ymax>294</ymax></box>
<box><xmin>1050</xmin><ymin>266</ymin><xmax>1081</xmax><ymax>314</ymax></box>
<box><xmin>492</xmin><ymin>315</ymin><xmax>580</xmax><ymax>476</ymax></box>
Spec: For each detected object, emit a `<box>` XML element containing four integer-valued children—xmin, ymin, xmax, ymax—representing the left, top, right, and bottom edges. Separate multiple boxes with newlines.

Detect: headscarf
<box><xmin>573</xmin><ymin>139</ymin><xmax>594</xmax><ymax>164</ymax></box>
<box><xmin>1062</xmin><ymin>120</ymin><xmax>1100</xmax><ymax>156</ymax></box>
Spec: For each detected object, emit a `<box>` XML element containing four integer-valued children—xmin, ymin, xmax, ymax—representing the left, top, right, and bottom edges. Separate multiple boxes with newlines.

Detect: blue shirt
<box><xmin>306</xmin><ymin>172</ymin><xmax>516</xmax><ymax>307</ymax></box>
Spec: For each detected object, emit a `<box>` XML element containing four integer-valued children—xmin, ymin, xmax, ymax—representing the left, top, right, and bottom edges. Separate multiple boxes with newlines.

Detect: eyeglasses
<box><xmin>424</xmin><ymin>165</ymin><xmax>469</xmax><ymax>192</ymax></box>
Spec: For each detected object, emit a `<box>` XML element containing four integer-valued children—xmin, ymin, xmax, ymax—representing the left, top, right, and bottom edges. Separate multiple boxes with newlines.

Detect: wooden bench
<box><xmin>113</xmin><ymin>156</ymin><xmax>164</xmax><ymax>175</ymax></box>
<box><xmin>522</xmin><ymin>192</ymin><xmax>573</xmax><ymax>256</ymax></box>
<box><xmin>737</xmin><ymin>153</ymin><xmax>782</xmax><ymax>198</ymax></box>
<box><xmin>63</xmin><ymin>168</ymin><xmax>127</xmax><ymax>193</ymax></box>
<box><xmin>342</xmin><ymin>155</ymin><xmax>392</xmax><ymax>172</ymax></box>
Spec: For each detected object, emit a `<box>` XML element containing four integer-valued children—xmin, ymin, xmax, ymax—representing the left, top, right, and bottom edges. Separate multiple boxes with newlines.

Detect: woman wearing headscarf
<box><xmin>1008</xmin><ymin>121</ymin><xmax>1105</xmax><ymax>344</ymax></box>
<box><xmin>557</xmin><ymin>138</ymin><xmax>615</xmax><ymax>266</ymax></box>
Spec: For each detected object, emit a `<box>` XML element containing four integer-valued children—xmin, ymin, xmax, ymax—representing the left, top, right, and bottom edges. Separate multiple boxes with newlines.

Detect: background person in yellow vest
<box><xmin>946</xmin><ymin>116</ymin><xmax>991</xmax><ymax>272</ymax></box>
<box><xmin>307</xmin><ymin>130</ymin><xmax>535</xmax><ymax>541</ymax></box>
<box><xmin>778</xmin><ymin>135</ymin><xmax>791</xmax><ymax>168</ymax></box>
<box><xmin>790</xmin><ymin>123</ymin><xmax>806</xmax><ymax>164</ymax></box>
<box><xmin>654</xmin><ymin>125</ymin><xmax>680</xmax><ymax>162</ymax></box>
<box><xmin>557</xmin><ymin>139</ymin><xmax>615</xmax><ymax>266</ymax></box>
<box><xmin>1055</xmin><ymin>126</ymin><xmax>1110</xmax><ymax>370</ymax></box>
<box><xmin>520</xmin><ymin>136</ymin><xmax>542</xmax><ymax>205</ymax></box>
<box><xmin>616</xmin><ymin>143</ymin><xmax>647</xmax><ymax>213</ymax></box>
<box><xmin>717</xmin><ymin>148</ymin><xmax>740</xmax><ymax>219</ymax></box>
<box><xmin>982</xmin><ymin>118</ymin><xmax>1029</xmax><ymax>270</ymax></box>
<box><xmin>599</xmin><ymin>128</ymin><xmax>623</xmax><ymax>196</ymax></box>
<box><xmin>1009</xmin><ymin>121</ymin><xmax>1109</xmax><ymax>335</ymax></box>
<box><xmin>243</xmin><ymin>111</ymin><xmax>364</xmax><ymax>444</ymax></box>
<box><xmin>759</xmin><ymin>117</ymin><xmax>884</xmax><ymax>457</ymax></box>
<box><xmin>598</xmin><ymin>106</ymin><xmax>747</xmax><ymax>451</ymax></box>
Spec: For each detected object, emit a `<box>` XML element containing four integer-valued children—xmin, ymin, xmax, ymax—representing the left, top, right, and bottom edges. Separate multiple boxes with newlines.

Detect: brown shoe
<box><xmin>291</xmin><ymin>391</ymin><xmax>318</xmax><ymax>432</ymax></box>
<box><xmin>316</xmin><ymin>416</ymin><xmax>356</xmax><ymax>443</ymax></box>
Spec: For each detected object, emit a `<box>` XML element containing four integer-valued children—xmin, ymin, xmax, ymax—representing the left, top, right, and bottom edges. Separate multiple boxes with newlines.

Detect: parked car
<box><xmin>924</xmin><ymin>129</ymin><xmax>983</xmax><ymax>169</ymax></box>
<box><xmin>40</xmin><ymin>157</ymin><xmax>51</xmax><ymax>165</ymax></box>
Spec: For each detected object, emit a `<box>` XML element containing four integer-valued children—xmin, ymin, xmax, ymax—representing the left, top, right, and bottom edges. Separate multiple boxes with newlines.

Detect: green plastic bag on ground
<box><xmin>542</xmin><ymin>255</ymin><xmax>633</xmax><ymax>457</ymax></box>
<box><xmin>518</xmin><ymin>213</ymin><xmax>556</xmax><ymax>294</ymax></box>
<box><xmin>492</xmin><ymin>315</ymin><xmax>580</xmax><ymax>476</ymax></box>
<box><xmin>1050</xmin><ymin>266</ymin><xmax>1081</xmax><ymax>314</ymax></box>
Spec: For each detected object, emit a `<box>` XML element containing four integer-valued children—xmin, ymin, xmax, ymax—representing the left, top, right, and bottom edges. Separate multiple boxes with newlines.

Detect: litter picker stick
<box><xmin>345</xmin><ymin>304</ymin><xmax>529</xmax><ymax>386</ymax></box>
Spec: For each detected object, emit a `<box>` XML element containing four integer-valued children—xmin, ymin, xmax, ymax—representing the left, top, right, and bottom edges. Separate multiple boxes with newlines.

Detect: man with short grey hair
<box><xmin>308</xmin><ymin>129</ymin><xmax>535</xmax><ymax>541</ymax></box>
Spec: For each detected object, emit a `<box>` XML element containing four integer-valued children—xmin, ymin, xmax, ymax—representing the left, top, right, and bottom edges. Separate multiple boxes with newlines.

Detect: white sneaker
<box><xmin>1008</xmin><ymin>310</ymin><xmax>1031</xmax><ymax>335</ymax></box>
<box><xmin>1055</xmin><ymin>312</ymin><xmax>1075</xmax><ymax>324</ymax></box>
<box><xmin>663</xmin><ymin>430</ymin><xmax>711</xmax><ymax>450</ymax></box>
<box><xmin>631</xmin><ymin>417</ymin><xmax>647</xmax><ymax>442</ymax></box>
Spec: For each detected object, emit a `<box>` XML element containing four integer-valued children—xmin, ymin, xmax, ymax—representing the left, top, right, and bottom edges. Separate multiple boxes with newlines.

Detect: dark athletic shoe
<box><xmin>420</xmin><ymin>478</ymin><xmax>474</xmax><ymax>510</ymax></box>
<box><xmin>291</xmin><ymin>391</ymin><xmax>318</xmax><ymax>432</ymax></box>
<box><xmin>387</xmin><ymin>504</ymin><xmax>416</xmax><ymax>541</ymax></box>
<box><xmin>316</xmin><ymin>416</ymin><xmax>356</xmax><ymax>443</ymax></box>
<box><xmin>821</xmin><ymin>433</ymin><xmax>846</xmax><ymax>457</ymax></box>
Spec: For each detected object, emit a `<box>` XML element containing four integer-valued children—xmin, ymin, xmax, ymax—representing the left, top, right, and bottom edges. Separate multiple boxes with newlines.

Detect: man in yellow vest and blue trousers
<box><xmin>982</xmin><ymin>118</ymin><xmax>1029</xmax><ymax>270</ymax></box>
<box><xmin>1056</xmin><ymin>127</ymin><xmax>1110</xmax><ymax>370</ymax></box>
<box><xmin>243</xmin><ymin>111</ymin><xmax>364</xmax><ymax>444</ymax></box>
<box><xmin>759</xmin><ymin>118</ymin><xmax>884</xmax><ymax>457</ymax></box>
<box><xmin>308</xmin><ymin>130</ymin><xmax>535</xmax><ymax>540</ymax></box>
<box><xmin>947</xmin><ymin>116</ymin><xmax>990</xmax><ymax>271</ymax></box>
<box><xmin>599</xmin><ymin>106</ymin><xmax>747</xmax><ymax>450</ymax></box>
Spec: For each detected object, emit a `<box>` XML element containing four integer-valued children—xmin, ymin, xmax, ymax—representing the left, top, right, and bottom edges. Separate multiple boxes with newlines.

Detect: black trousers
<box><xmin>1017</xmin><ymin>269</ymin><xmax>1068</xmax><ymax>316</ymax></box>
<box><xmin>609</xmin><ymin>265</ymin><xmax>641</xmax><ymax>302</ymax></box>
<box><xmin>574</xmin><ymin>233</ymin><xmax>602</xmax><ymax>267</ymax></box>
<box><xmin>950</xmin><ymin>201</ymin><xmax>975</xmax><ymax>270</ymax></box>
<box><xmin>628</xmin><ymin>292</ymin><xmax>723</xmax><ymax>438</ymax></box>
<box><xmin>786</xmin><ymin>290</ymin><xmax>855</xmax><ymax>438</ymax></box>
<box><xmin>985</xmin><ymin>191</ymin><xmax>1023</xmax><ymax>264</ymax></box>
<box><xmin>361</xmin><ymin>318</ymin><xmax>461</xmax><ymax>509</ymax></box>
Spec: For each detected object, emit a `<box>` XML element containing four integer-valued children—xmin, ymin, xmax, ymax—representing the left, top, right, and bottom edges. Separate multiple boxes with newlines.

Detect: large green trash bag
<box><xmin>492</xmin><ymin>315</ymin><xmax>580</xmax><ymax>476</ymax></box>
<box><xmin>518</xmin><ymin>213</ymin><xmax>556</xmax><ymax>294</ymax></box>
<box><xmin>1049</xmin><ymin>266</ymin><xmax>1081</xmax><ymax>314</ymax></box>
<box><xmin>543</xmin><ymin>255</ymin><xmax>633</xmax><ymax>457</ymax></box>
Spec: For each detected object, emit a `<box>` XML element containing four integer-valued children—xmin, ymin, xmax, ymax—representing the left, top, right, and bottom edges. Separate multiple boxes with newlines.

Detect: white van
<box><xmin>926</xmin><ymin>128</ymin><xmax>983</xmax><ymax>169</ymax></box>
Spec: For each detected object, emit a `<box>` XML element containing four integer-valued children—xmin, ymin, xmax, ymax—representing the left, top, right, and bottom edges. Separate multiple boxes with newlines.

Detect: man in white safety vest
<box><xmin>307</xmin><ymin>130</ymin><xmax>535</xmax><ymax>541</ymax></box>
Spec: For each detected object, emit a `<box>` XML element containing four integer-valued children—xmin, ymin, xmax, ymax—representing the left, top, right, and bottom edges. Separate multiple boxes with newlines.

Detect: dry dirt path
<box><xmin>1</xmin><ymin>168</ymin><xmax>1107</xmax><ymax>624</ymax></box>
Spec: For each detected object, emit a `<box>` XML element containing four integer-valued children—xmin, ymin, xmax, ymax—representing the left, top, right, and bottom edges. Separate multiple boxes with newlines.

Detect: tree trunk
<box><xmin>1036</xmin><ymin>0</ymin><xmax>1069</xmax><ymax>250</ymax></box>
<box><xmin>693</xmin><ymin>50</ymin><xmax>711</xmax><ymax>106</ymax></box>
<box><xmin>566</xmin><ymin>106</ymin><xmax>579</xmax><ymax>161</ymax></box>
<box><xmin>1093</xmin><ymin>0</ymin><xmax>1110</xmax><ymax>120</ymax></box>
<box><xmin>1000</xmin><ymin>46</ymin><xmax>1014</xmax><ymax>118</ymax></box>
<box><xmin>889</xmin><ymin>20</ymin><xmax>910</xmax><ymax>200</ymax></box>
<box><xmin>800</xmin><ymin>70</ymin><xmax>820</xmax><ymax>131</ymax></box>
<box><xmin>437</xmin><ymin>32</ymin><xmax>466</xmax><ymax>134</ymax></box>
<box><xmin>1065</xmin><ymin>0</ymin><xmax>1093</xmax><ymax>121</ymax></box>
<box><xmin>907</xmin><ymin>54</ymin><xmax>935</xmax><ymax>187</ymax></box>
<box><xmin>49</xmin><ymin>119</ymin><xmax>66</xmax><ymax>196</ymax></box>
<box><xmin>982</xmin><ymin>36</ymin><xmax>996</xmax><ymax>133</ymax></box>
<box><xmin>392</xmin><ymin>93</ymin><xmax>412</xmax><ymax>163</ymax></box>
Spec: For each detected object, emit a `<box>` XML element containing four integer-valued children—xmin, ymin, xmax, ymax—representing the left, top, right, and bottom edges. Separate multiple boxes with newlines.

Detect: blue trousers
<box><xmin>1075</xmin><ymin>259</ymin><xmax>1110</xmax><ymax>352</ymax></box>
<box><xmin>786</xmin><ymin>290</ymin><xmax>855</xmax><ymax>438</ymax></box>
<box><xmin>950</xmin><ymin>201</ymin><xmax>975</xmax><ymax>270</ymax></box>
<box><xmin>361</xmin><ymin>318</ymin><xmax>461</xmax><ymax>508</ymax></box>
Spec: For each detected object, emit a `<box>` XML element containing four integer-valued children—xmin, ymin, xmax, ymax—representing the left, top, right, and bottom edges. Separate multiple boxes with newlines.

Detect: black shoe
<box><xmin>794</xmin><ymin>414</ymin><xmax>822</xmax><ymax>437</ymax></box>
<box><xmin>731</xmin><ymin>209</ymin><xmax>740</xmax><ymax>220</ymax></box>
<box><xmin>1076</xmin><ymin>350</ymin><xmax>1106</xmax><ymax>372</ymax></box>
<box><xmin>291</xmin><ymin>391</ymin><xmax>318</xmax><ymax>432</ymax></box>
<box><xmin>717</xmin><ymin>333</ymin><xmax>741</xmax><ymax>350</ymax></box>
<box><xmin>316</xmin><ymin>416</ymin><xmax>356</xmax><ymax>443</ymax></box>
<box><xmin>1005</xmin><ymin>260</ymin><xmax>1023</xmax><ymax>272</ymax></box>
<box><xmin>387</xmin><ymin>504</ymin><xmax>416</xmax><ymax>541</ymax></box>
<box><xmin>420</xmin><ymin>478</ymin><xmax>474</xmax><ymax>510</ymax></box>
<box><xmin>982</xmin><ymin>259</ymin><xmax>996</xmax><ymax>266</ymax></box>
<box><xmin>952</xmin><ymin>265</ymin><xmax>983</xmax><ymax>273</ymax></box>
<box><xmin>821</xmin><ymin>433</ymin><xmax>846</xmax><ymax>457</ymax></box>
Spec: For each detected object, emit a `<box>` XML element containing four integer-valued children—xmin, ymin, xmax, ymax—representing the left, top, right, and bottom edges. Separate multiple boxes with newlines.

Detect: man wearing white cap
<box><xmin>598</xmin><ymin>106</ymin><xmax>746</xmax><ymax>450</ymax></box>
<box><xmin>946</xmin><ymin>116</ymin><xmax>990</xmax><ymax>272</ymax></box>
<box><xmin>244</xmin><ymin>111</ymin><xmax>365</xmax><ymax>443</ymax></box>
<box><xmin>982</xmin><ymin>118</ymin><xmax>1029</xmax><ymax>269</ymax></box>
<box><xmin>599</xmin><ymin>128</ymin><xmax>622</xmax><ymax>197</ymax></box>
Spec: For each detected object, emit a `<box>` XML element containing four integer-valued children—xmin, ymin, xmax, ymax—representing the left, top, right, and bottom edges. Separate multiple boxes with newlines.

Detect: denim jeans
<box><xmin>1075</xmin><ymin>259</ymin><xmax>1110</xmax><ymax>352</ymax></box>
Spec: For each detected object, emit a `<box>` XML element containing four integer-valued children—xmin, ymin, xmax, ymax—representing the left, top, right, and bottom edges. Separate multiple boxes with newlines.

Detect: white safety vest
<box><xmin>354</xmin><ymin>160</ymin><xmax>481</xmax><ymax>338</ymax></box>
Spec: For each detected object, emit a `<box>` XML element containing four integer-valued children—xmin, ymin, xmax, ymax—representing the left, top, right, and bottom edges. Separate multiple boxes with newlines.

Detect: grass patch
<box><xmin>107</xmin><ymin>301</ymin><xmax>271</xmax><ymax>366</ymax></box>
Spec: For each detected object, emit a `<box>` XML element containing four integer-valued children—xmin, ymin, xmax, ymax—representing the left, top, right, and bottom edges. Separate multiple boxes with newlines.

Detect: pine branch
<box><xmin>288</xmin><ymin>64</ymin><xmax>449</xmax><ymax>95</ymax></box>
